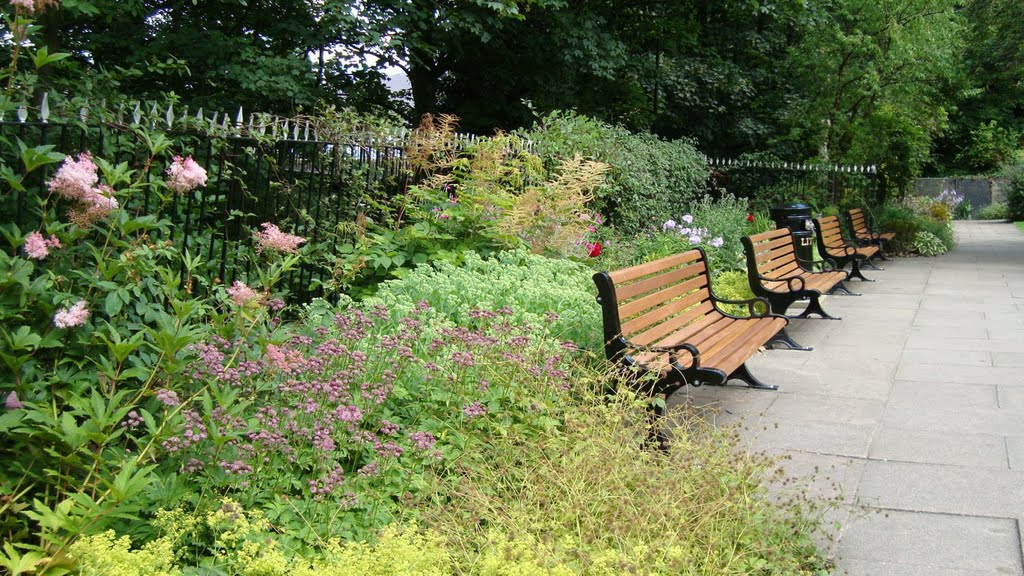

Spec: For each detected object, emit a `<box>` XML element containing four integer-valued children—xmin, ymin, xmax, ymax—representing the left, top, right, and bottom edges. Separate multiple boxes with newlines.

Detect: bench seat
<box><xmin>813</xmin><ymin>215</ymin><xmax>879</xmax><ymax>281</ymax></box>
<box><xmin>742</xmin><ymin>228</ymin><xmax>857</xmax><ymax>322</ymax></box>
<box><xmin>593</xmin><ymin>248</ymin><xmax>796</xmax><ymax>397</ymax></box>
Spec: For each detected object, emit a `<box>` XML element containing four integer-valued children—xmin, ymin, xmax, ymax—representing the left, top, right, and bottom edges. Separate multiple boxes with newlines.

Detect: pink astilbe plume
<box><xmin>22</xmin><ymin>231</ymin><xmax>49</xmax><ymax>260</ymax></box>
<box><xmin>11</xmin><ymin>0</ymin><xmax>34</xmax><ymax>12</ymax></box>
<box><xmin>53</xmin><ymin>300</ymin><xmax>89</xmax><ymax>329</ymax></box>
<box><xmin>48</xmin><ymin>153</ymin><xmax>98</xmax><ymax>201</ymax></box>
<box><xmin>165</xmin><ymin>155</ymin><xmax>209</xmax><ymax>194</ymax></box>
<box><xmin>254</xmin><ymin>222</ymin><xmax>306</xmax><ymax>254</ymax></box>
<box><xmin>226</xmin><ymin>281</ymin><xmax>262</xmax><ymax>306</ymax></box>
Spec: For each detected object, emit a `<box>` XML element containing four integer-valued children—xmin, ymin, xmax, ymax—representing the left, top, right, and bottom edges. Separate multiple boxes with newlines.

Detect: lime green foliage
<box><xmin>910</xmin><ymin>230</ymin><xmax>950</xmax><ymax>256</ymax></box>
<box><xmin>977</xmin><ymin>201</ymin><xmax>1008</xmax><ymax>220</ymax></box>
<box><xmin>69</xmin><ymin>531</ymin><xmax>181</xmax><ymax>576</ymax></box>
<box><xmin>1016</xmin><ymin>221</ymin><xmax>1024</xmax><ymax>233</ymax></box>
<box><xmin>712</xmin><ymin>271</ymin><xmax>760</xmax><ymax>317</ymax></box>
<box><xmin>70</xmin><ymin>505</ymin><xmax>452</xmax><ymax>576</ymax></box>
<box><xmin>521</xmin><ymin>110</ymin><xmax>710</xmax><ymax>234</ymax></box>
<box><xmin>427</xmin><ymin>394</ymin><xmax>831</xmax><ymax>575</ymax></box>
<box><xmin>367</xmin><ymin>249</ymin><xmax>602</xmax><ymax>351</ymax></box>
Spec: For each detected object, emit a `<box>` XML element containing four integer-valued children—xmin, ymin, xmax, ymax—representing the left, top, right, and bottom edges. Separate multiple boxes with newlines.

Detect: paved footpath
<box><xmin>678</xmin><ymin>220</ymin><xmax>1024</xmax><ymax>575</ymax></box>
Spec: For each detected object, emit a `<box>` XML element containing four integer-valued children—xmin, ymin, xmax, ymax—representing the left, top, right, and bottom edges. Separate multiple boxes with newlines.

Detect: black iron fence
<box><xmin>1</xmin><ymin>110</ymin><xmax>410</xmax><ymax>301</ymax></box>
<box><xmin>704</xmin><ymin>157</ymin><xmax>880</xmax><ymax>212</ymax></box>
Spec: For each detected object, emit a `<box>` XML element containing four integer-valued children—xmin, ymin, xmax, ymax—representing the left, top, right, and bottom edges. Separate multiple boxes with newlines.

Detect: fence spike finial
<box><xmin>304</xmin><ymin>121</ymin><xmax>310</xmax><ymax>141</ymax></box>
<box><xmin>132</xmin><ymin>101</ymin><xmax>142</xmax><ymax>124</ymax></box>
<box><xmin>196</xmin><ymin>107</ymin><xmax>204</xmax><ymax>121</ymax></box>
<box><xmin>210</xmin><ymin>111</ymin><xmax>218</xmax><ymax>126</ymax></box>
<box><xmin>236</xmin><ymin>106</ymin><xmax>244</xmax><ymax>127</ymax></box>
<box><xmin>39</xmin><ymin>92</ymin><xmax>50</xmax><ymax>123</ymax></box>
<box><xmin>16</xmin><ymin>105</ymin><xmax>27</xmax><ymax>122</ymax></box>
<box><xmin>292</xmin><ymin>121</ymin><xmax>299</xmax><ymax>140</ymax></box>
<box><xmin>165</xmin><ymin>102</ymin><xmax>174</xmax><ymax>127</ymax></box>
<box><xmin>79</xmin><ymin>107</ymin><xmax>88</xmax><ymax>122</ymax></box>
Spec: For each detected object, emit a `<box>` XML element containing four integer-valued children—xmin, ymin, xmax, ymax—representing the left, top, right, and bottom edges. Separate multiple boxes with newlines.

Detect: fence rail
<box><xmin>1</xmin><ymin>114</ymin><xmax>410</xmax><ymax>301</ymax></box>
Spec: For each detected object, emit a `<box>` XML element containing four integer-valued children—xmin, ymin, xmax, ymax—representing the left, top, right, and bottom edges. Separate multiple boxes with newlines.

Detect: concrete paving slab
<box><xmin>764</xmin><ymin>449</ymin><xmax>866</xmax><ymax>504</ymax></box>
<box><xmin>836</xmin><ymin>509</ymin><xmax>1023</xmax><ymax>576</ymax></box>
<box><xmin>994</xmin><ymin>352</ymin><xmax>1024</xmax><ymax>367</ymax></box>
<box><xmin>1005</xmin><ymin>437</ymin><xmax>1024</xmax><ymax>471</ymax></box>
<box><xmin>765</xmin><ymin>392</ymin><xmax>885</xmax><ymax>427</ymax></box>
<box><xmin>899</xmin><ymin>348</ymin><xmax>992</xmax><ymax>367</ymax></box>
<box><xmin>905</xmin><ymin>333</ymin><xmax>1024</xmax><ymax>353</ymax></box>
<box><xmin>856</xmin><ymin>460</ymin><xmax>1024</xmax><ymax>516</ymax></box>
<box><xmin>746</xmin><ymin>420</ymin><xmax>876</xmax><ymax>457</ymax></box>
<box><xmin>666</xmin><ymin>221</ymin><xmax>1024</xmax><ymax>572</ymax></box>
<box><xmin>868</xmin><ymin>426</ymin><xmax>1008</xmax><ymax>468</ymax></box>
<box><xmin>895</xmin><ymin>363</ymin><xmax>1022</xmax><ymax>385</ymax></box>
<box><xmin>998</xmin><ymin>387</ymin><xmax>1024</xmax><ymax>410</ymax></box>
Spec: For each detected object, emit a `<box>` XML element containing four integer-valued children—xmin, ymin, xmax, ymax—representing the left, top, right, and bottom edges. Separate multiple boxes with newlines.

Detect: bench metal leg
<box><xmin>791</xmin><ymin>296</ymin><xmax>841</xmax><ymax>320</ymax></box>
<box><xmin>862</xmin><ymin>258</ymin><xmax>884</xmax><ymax>271</ymax></box>
<box><xmin>727</xmin><ymin>363</ymin><xmax>778</xmax><ymax>390</ymax></box>
<box><xmin>766</xmin><ymin>327</ymin><xmax>812</xmax><ymax>351</ymax></box>
<box><xmin>847</xmin><ymin>260</ymin><xmax>874</xmax><ymax>282</ymax></box>
<box><xmin>828</xmin><ymin>281</ymin><xmax>861</xmax><ymax>296</ymax></box>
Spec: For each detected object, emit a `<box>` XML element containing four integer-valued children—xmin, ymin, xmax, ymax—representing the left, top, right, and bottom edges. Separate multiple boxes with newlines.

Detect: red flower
<box><xmin>586</xmin><ymin>241</ymin><xmax>602</xmax><ymax>257</ymax></box>
<box><xmin>747</xmin><ymin>213</ymin><xmax>755</xmax><ymax>223</ymax></box>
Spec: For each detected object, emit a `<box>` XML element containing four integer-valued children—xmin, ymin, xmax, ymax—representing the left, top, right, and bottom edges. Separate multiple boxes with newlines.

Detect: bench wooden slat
<box><xmin>613</xmin><ymin>260</ymin><xmax>707</xmax><ymax>302</ymax></box>
<box><xmin>743</xmin><ymin>227</ymin><xmax>851</xmax><ymax>319</ymax></box>
<box><xmin>593</xmin><ymin>247</ymin><xmax>789</xmax><ymax>403</ymax></box>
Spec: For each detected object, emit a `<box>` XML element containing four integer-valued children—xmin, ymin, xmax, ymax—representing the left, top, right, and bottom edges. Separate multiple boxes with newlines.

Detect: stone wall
<box><xmin>915</xmin><ymin>177</ymin><xmax>1007</xmax><ymax>215</ymax></box>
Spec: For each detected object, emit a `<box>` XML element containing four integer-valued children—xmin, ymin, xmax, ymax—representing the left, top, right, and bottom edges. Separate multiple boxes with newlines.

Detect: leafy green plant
<box><xmin>1002</xmin><ymin>158</ymin><xmax>1024</xmax><ymax>221</ymax></box>
<box><xmin>712</xmin><ymin>270</ymin><xmax>759</xmax><ymax>316</ymax></box>
<box><xmin>910</xmin><ymin>230</ymin><xmax>948</xmax><ymax>256</ymax></box>
<box><xmin>424</xmin><ymin>393</ymin><xmax>833</xmax><ymax>575</ymax></box>
<box><xmin>977</xmin><ymin>201</ymin><xmax>1008</xmax><ymax>220</ymax></box>
<box><xmin>521</xmin><ymin>110</ymin><xmax>709</xmax><ymax>234</ymax></box>
<box><xmin>365</xmin><ymin>249</ymin><xmax>602</xmax><ymax>352</ymax></box>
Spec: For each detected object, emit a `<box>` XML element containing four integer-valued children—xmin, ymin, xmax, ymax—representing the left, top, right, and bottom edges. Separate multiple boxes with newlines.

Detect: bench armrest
<box><xmin>712</xmin><ymin>295</ymin><xmax>778</xmax><ymax>319</ymax></box>
<box><xmin>754</xmin><ymin>272</ymin><xmax>806</xmax><ymax>292</ymax></box>
<box><xmin>619</xmin><ymin>338</ymin><xmax>701</xmax><ymax>370</ymax></box>
<box><xmin>825</xmin><ymin>242</ymin><xmax>855</xmax><ymax>257</ymax></box>
<box><xmin>795</xmin><ymin>256</ymin><xmax>838</xmax><ymax>272</ymax></box>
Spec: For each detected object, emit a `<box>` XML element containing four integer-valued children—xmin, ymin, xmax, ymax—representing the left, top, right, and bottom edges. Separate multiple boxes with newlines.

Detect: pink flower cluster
<box><xmin>226</xmin><ymin>281</ymin><xmax>262</xmax><ymax>306</ymax></box>
<box><xmin>53</xmin><ymin>300</ymin><xmax>89</xmax><ymax>329</ymax></box>
<box><xmin>22</xmin><ymin>231</ymin><xmax>61</xmax><ymax>260</ymax></box>
<box><xmin>12</xmin><ymin>0</ymin><xmax>58</xmax><ymax>13</ymax></box>
<box><xmin>47</xmin><ymin>153</ymin><xmax>118</xmax><ymax>225</ymax></box>
<box><xmin>254</xmin><ymin>222</ymin><xmax>306</xmax><ymax>254</ymax></box>
<box><xmin>165</xmin><ymin>155</ymin><xmax>208</xmax><ymax>194</ymax></box>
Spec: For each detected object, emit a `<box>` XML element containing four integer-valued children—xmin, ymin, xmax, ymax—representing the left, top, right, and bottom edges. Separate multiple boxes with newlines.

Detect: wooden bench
<box><xmin>592</xmin><ymin>248</ymin><xmax>798</xmax><ymax>404</ymax></box>
<box><xmin>846</xmin><ymin>207</ymin><xmax>894</xmax><ymax>261</ymax></box>
<box><xmin>813</xmin><ymin>215</ymin><xmax>879</xmax><ymax>282</ymax></box>
<box><xmin>742</xmin><ymin>228</ymin><xmax>857</xmax><ymax>324</ymax></box>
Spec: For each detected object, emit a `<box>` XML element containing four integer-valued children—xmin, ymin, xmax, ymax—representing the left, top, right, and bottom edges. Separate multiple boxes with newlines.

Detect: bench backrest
<box><xmin>742</xmin><ymin>228</ymin><xmax>802</xmax><ymax>281</ymax></box>
<box><xmin>593</xmin><ymin>249</ymin><xmax>719</xmax><ymax>361</ymax></box>
<box><xmin>815</xmin><ymin>215</ymin><xmax>847</xmax><ymax>250</ymax></box>
<box><xmin>847</xmin><ymin>208</ymin><xmax>870</xmax><ymax>235</ymax></box>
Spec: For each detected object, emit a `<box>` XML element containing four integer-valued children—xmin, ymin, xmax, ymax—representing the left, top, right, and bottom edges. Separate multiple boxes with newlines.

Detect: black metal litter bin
<box><xmin>769</xmin><ymin>202</ymin><xmax>815</xmax><ymax>265</ymax></box>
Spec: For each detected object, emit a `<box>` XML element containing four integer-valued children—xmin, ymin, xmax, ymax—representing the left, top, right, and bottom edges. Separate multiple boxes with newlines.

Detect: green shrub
<box><xmin>977</xmin><ymin>201</ymin><xmax>1009</xmax><ymax>220</ymax></box>
<box><xmin>425</xmin><ymin>394</ymin><xmax>832</xmax><ymax>575</ymax></box>
<box><xmin>365</xmin><ymin>249</ymin><xmax>602</xmax><ymax>351</ymax></box>
<box><xmin>917</xmin><ymin>218</ymin><xmax>955</xmax><ymax>251</ymax></box>
<box><xmin>910</xmin><ymin>230</ymin><xmax>949</xmax><ymax>256</ymax></box>
<box><xmin>521</xmin><ymin>110</ymin><xmax>710</xmax><ymax>234</ymax></box>
<box><xmin>875</xmin><ymin>205</ymin><xmax>921</xmax><ymax>253</ymax></box>
<box><xmin>1002</xmin><ymin>159</ymin><xmax>1024</xmax><ymax>221</ymax></box>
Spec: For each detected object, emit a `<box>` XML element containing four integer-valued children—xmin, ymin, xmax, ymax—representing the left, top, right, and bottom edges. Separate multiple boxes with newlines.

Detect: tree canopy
<box><xmin>5</xmin><ymin>0</ymin><xmax>1021</xmax><ymax>183</ymax></box>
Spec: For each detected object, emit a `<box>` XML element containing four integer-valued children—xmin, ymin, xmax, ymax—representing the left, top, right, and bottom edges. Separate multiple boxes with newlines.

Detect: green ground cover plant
<box><xmin>977</xmin><ymin>201</ymin><xmax>1008</xmax><ymax>220</ymax></box>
